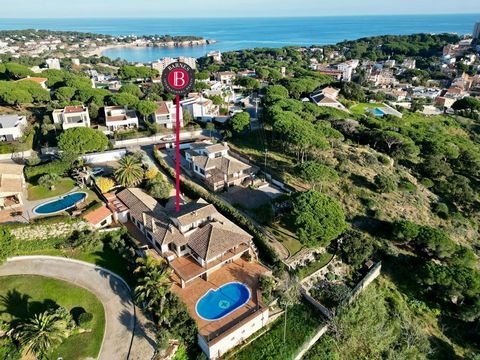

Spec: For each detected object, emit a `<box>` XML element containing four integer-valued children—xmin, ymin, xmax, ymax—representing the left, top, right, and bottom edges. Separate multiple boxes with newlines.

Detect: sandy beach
<box><xmin>85</xmin><ymin>39</ymin><xmax>216</xmax><ymax>58</ymax></box>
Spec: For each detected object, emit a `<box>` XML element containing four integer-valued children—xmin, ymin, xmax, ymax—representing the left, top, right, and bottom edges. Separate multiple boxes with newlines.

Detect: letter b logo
<box><xmin>173</xmin><ymin>71</ymin><xmax>186</xmax><ymax>87</ymax></box>
<box><xmin>162</xmin><ymin>62</ymin><xmax>195</xmax><ymax>95</ymax></box>
<box><xmin>168</xmin><ymin>69</ymin><xmax>189</xmax><ymax>90</ymax></box>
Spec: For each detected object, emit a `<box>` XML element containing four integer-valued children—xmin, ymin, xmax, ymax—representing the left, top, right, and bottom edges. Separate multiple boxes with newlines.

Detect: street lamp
<box><xmin>264</xmin><ymin>148</ymin><xmax>268</xmax><ymax>182</ymax></box>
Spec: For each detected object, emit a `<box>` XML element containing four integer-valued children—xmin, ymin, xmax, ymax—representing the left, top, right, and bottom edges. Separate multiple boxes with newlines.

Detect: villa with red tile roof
<box><xmin>111</xmin><ymin>187</ymin><xmax>270</xmax><ymax>359</ymax></box>
<box><xmin>16</xmin><ymin>76</ymin><xmax>48</xmax><ymax>89</ymax></box>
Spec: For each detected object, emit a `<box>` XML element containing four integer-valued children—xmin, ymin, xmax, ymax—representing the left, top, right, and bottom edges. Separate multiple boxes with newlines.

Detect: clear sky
<box><xmin>2</xmin><ymin>0</ymin><xmax>480</xmax><ymax>18</ymax></box>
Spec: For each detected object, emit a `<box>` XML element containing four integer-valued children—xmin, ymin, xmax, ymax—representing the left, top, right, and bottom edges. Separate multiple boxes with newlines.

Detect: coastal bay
<box><xmin>0</xmin><ymin>15</ymin><xmax>478</xmax><ymax>61</ymax></box>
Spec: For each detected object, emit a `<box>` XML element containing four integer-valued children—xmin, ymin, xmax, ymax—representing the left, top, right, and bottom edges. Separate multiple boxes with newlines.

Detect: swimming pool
<box><xmin>369</xmin><ymin>107</ymin><xmax>386</xmax><ymax>117</ymax></box>
<box><xmin>196</xmin><ymin>282</ymin><xmax>251</xmax><ymax>321</ymax></box>
<box><xmin>33</xmin><ymin>192</ymin><xmax>88</xmax><ymax>215</ymax></box>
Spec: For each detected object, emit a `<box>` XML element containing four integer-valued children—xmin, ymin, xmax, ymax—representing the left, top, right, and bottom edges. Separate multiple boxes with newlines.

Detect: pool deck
<box><xmin>171</xmin><ymin>258</ymin><xmax>270</xmax><ymax>342</ymax></box>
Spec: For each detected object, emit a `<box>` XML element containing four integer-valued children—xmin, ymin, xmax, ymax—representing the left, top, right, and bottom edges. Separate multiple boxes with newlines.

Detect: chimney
<box><xmin>142</xmin><ymin>213</ymin><xmax>147</xmax><ymax>227</ymax></box>
<box><xmin>152</xmin><ymin>219</ymin><xmax>157</xmax><ymax>233</ymax></box>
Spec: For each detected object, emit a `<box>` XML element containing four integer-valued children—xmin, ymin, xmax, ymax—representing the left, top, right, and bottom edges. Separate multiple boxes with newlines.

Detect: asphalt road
<box><xmin>0</xmin><ymin>256</ymin><xmax>156</xmax><ymax>360</ymax></box>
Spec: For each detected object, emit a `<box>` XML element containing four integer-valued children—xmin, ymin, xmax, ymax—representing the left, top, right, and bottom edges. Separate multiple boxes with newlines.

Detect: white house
<box><xmin>215</xmin><ymin>71</ymin><xmax>236</xmax><ymax>85</ymax></box>
<box><xmin>185</xmin><ymin>141</ymin><xmax>252</xmax><ymax>191</ymax></box>
<box><xmin>46</xmin><ymin>58</ymin><xmax>61</xmax><ymax>70</ymax></box>
<box><xmin>336</xmin><ymin>61</ymin><xmax>358</xmax><ymax>82</ymax></box>
<box><xmin>181</xmin><ymin>95</ymin><xmax>220</xmax><ymax>122</ymax></box>
<box><xmin>104</xmin><ymin>106</ymin><xmax>139</xmax><ymax>131</ymax></box>
<box><xmin>310</xmin><ymin>87</ymin><xmax>346</xmax><ymax>110</ymax></box>
<box><xmin>203</xmin><ymin>82</ymin><xmax>236</xmax><ymax>103</ymax></box>
<box><xmin>0</xmin><ymin>114</ymin><xmax>27</xmax><ymax>142</ymax></box>
<box><xmin>52</xmin><ymin>105</ymin><xmax>91</xmax><ymax>130</ymax></box>
<box><xmin>151</xmin><ymin>101</ymin><xmax>183</xmax><ymax>129</ymax></box>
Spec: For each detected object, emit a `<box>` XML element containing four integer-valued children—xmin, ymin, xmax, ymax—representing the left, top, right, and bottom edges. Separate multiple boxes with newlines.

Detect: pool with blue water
<box><xmin>196</xmin><ymin>282</ymin><xmax>251</xmax><ymax>321</ymax></box>
<box><xmin>33</xmin><ymin>192</ymin><xmax>88</xmax><ymax>215</ymax></box>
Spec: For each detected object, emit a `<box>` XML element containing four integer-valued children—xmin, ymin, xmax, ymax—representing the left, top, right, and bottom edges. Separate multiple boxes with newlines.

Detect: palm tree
<box><xmin>279</xmin><ymin>273</ymin><xmax>302</xmax><ymax>343</ymax></box>
<box><xmin>134</xmin><ymin>256</ymin><xmax>172</xmax><ymax>316</ymax></box>
<box><xmin>115</xmin><ymin>155</ymin><xmax>144</xmax><ymax>187</ymax></box>
<box><xmin>14</xmin><ymin>311</ymin><xmax>70</xmax><ymax>358</ymax></box>
<box><xmin>38</xmin><ymin>173</ymin><xmax>60</xmax><ymax>191</ymax></box>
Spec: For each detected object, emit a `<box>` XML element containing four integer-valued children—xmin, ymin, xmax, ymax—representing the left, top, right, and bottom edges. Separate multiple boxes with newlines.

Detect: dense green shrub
<box><xmin>78</xmin><ymin>312</ymin><xmax>93</xmax><ymax>326</ymax></box>
<box><xmin>433</xmin><ymin>202</ymin><xmax>449</xmax><ymax>219</ymax></box>
<box><xmin>24</xmin><ymin>160</ymin><xmax>71</xmax><ymax>182</ymax></box>
<box><xmin>374</xmin><ymin>173</ymin><xmax>396</xmax><ymax>193</ymax></box>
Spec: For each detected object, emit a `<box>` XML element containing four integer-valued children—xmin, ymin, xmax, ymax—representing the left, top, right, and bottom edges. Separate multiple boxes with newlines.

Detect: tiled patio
<box><xmin>171</xmin><ymin>258</ymin><xmax>270</xmax><ymax>342</ymax></box>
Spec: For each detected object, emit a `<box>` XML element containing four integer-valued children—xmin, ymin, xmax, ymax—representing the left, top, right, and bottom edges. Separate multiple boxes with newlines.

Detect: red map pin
<box><xmin>161</xmin><ymin>63</ymin><xmax>196</xmax><ymax>213</ymax></box>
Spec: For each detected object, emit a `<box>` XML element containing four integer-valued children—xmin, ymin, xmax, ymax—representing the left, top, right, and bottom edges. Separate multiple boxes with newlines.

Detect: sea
<box><xmin>0</xmin><ymin>15</ymin><xmax>479</xmax><ymax>62</ymax></box>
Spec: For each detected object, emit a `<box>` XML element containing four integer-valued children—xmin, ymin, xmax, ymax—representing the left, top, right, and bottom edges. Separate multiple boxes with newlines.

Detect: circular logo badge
<box><xmin>162</xmin><ymin>62</ymin><xmax>195</xmax><ymax>95</ymax></box>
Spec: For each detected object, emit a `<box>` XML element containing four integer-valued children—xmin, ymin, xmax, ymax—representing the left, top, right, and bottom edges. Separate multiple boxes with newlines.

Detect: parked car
<box><xmin>161</xmin><ymin>135</ymin><xmax>175</xmax><ymax>142</ymax></box>
<box><xmin>91</xmin><ymin>167</ymin><xmax>104</xmax><ymax>177</ymax></box>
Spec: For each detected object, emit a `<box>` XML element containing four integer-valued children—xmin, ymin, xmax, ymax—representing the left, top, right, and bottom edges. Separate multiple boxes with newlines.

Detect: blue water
<box><xmin>370</xmin><ymin>108</ymin><xmax>386</xmax><ymax>116</ymax></box>
<box><xmin>0</xmin><ymin>15</ymin><xmax>479</xmax><ymax>61</ymax></box>
<box><xmin>196</xmin><ymin>282</ymin><xmax>251</xmax><ymax>321</ymax></box>
<box><xmin>33</xmin><ymin>192</ymin><xmax>87</xmax><ymax>215</ymax></box>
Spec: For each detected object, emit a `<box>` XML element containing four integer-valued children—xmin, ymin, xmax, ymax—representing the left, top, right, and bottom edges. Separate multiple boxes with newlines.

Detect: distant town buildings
<box><xmin>473</xmin><ymin>22</ymin><xmax>480</xmax><ymax>40</ymax></box>
<box><xmin>207</xmin><ymin>50</ymin><xmax>222</xmax><ymax>63</ymax></box>
<box><xmin>215</xmin><ymin>71</ymin><xmax>236</xmax><ymax>85</ymax></box>
<box><xmin>151</xmin><ymin>56</ymin><xmax>196</xmax><ymax>75</ymax></box>
<box><xmin>46</xmin><ymin>58</ymin><xmax>61</xmax><ymax>70</ymax></box>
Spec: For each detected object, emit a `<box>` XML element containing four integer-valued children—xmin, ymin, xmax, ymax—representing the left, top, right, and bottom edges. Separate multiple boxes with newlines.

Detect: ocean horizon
<box><xmin>1</xmin><ymin>14</ymin><xmax>479</xmax><ymax>61</ymax></box>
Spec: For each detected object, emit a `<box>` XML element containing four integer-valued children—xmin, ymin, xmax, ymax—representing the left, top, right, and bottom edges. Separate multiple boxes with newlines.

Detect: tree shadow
<box><xmin>70</xmin><ymin>306</ymin><xmax>87</xmax><ymax>323</ymax></box>
<box><xmin>119</xmin><ymin>308</ymin><xmax>157</xmax><ymax>350</ymax></box>
<box><xmin>349</xmin><ymin>173</ymin><xmax>375</xmax><ymax>191</ymax></box>
<box><xmin>0</xmin><ymin>290</ymin><xmax>60</xmax><ymax>327</ymax></box>
<box><xmin>0</xmin><ymin>290</ymin><xmax>31</xmax><ymax>320</ymax></box>
<box><xmin>428</xmin><ymin>336</ymin><xmax>461</xmax><ymax>360</ymax></box>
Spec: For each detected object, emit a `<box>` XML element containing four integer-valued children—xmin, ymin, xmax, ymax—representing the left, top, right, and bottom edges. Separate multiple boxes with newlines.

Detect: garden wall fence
<box><xmin>343</xmin><ymin>261</ymin><xmax>382</xmax><ymax>306</ymax></box>
<box><xmin>294</xmin><ymin>261</ymin><xmax>383</xmax><ymax>360</ymax></box>
<box><xmin>0</xmin><ymin>150</ymin><xmax>32</xmax><ymax>161</ymax></box>
<box><xmin>111</xmin><ymin>129</ymin><xmax>203</xmax><ymax>148</ymax></box>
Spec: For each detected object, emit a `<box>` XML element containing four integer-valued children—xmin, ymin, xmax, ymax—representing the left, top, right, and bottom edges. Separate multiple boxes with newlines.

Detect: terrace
<box><xmin>171</xmin><ymin>257</ymin><xmax>270</xmax><ymax>343</ymax></box>
<box><xmin>169</xmin><ymin>244</ymin><xmax>250</xmax><ymax>284</ymax></box>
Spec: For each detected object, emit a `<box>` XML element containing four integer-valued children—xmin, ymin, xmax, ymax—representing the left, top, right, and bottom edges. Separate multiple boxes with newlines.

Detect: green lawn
<box><xmin>295</xmin><ymin>251</ymin><xmax>335</xmax><ymax>279</ymax></box>
<box><xmin>27</xmin><ymin>177</ymin><xmax>77</xmax><ymax>201</ymax></box>
<box><xmin>15</xmin><ymin>242</ymin><xmax>136</xmax><ymax>287</ymax></box>
<box><xmin>0</xmin><ymin>275</ymin><xmax>105</xmax><ymax>360</ymax></box>
<box><xmin>267</xmin><ymin>221</ymin><xmax>303</xmax><ymax>256</ymax></box>
<box><xmin>350</xmin><ymin>103</ymin><xmax>385</xmax><ymax>115</ymax></box>
<box><xmin>228</xmin><ymin>300</ymin><xmax>324</xmax><ymax>360</ymax></box>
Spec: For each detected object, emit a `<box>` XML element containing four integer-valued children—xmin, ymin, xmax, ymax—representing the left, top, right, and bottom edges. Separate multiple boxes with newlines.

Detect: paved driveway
<box><xmin>0</xmin><ymin>256</ymin><xmax>155</xmax><ymax>360</ymax></box>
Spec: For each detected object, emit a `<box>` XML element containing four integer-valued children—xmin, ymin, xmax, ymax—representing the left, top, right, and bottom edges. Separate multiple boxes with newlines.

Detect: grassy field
<box><xmin>17</xmin><ymin>242</ymin><xmax>136</xmax><ymax>287</ymax></box>
<box><xmin>0</xmin><ymin>275</ymin><xmax>105</xmax><ymax>360</ymax></box>
<box><xmin>27</xmin><ymin>177</ymin><xmax>76</xmax><ymax>201</ymax></box>
<box><xmin>266</xmin><ymin>221</ymin><xmax>303</xmax><ymax>256</ymax></box>
<box><xmin>295</xmin><ymin>251</ymin><xmax>335</xmax><ymax>279</ymax></box>
<box><xmin>350</xmin><ymin>102</ymin><xmax>385</xmax><ymax>115</ymax></box>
